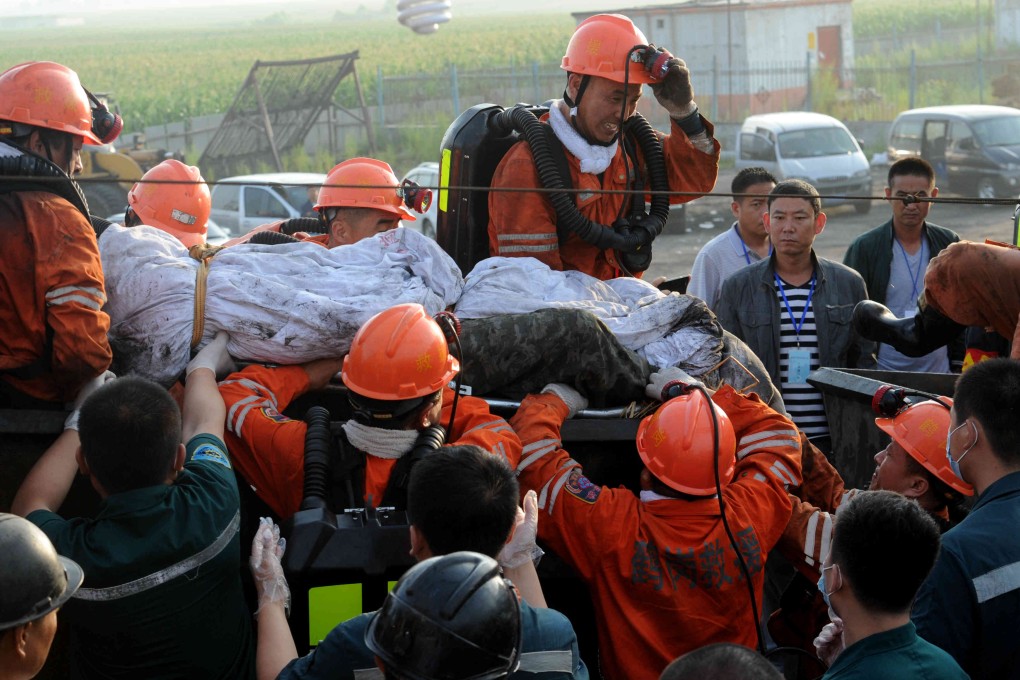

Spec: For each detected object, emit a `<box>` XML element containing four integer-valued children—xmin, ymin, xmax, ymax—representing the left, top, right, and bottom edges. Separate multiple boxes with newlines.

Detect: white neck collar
<box><xmin>548</xmin><ymin>101</ymin><xmax>618</xmax><ymax>175</ymax></box>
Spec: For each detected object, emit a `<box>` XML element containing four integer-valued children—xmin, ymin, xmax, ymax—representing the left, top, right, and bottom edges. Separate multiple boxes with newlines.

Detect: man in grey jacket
<box><xmin>717</xmin><ymin>180</ymin><xmax>876</xmax><ymax>440</ymax></box>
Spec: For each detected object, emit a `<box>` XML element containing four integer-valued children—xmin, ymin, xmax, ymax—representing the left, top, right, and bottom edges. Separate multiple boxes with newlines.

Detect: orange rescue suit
<box><xmin>0</xmin><ymin>191</ymin><xmax>111</xmax><ymax>403</ymax></box>
<box><xmin>778</xmin><ymin>433</ymin><xmax>949</xmax><ymax>581</ymax></box>
<box><xmin>488</xmin><ymin>115</ymin><xmax>720</xmax><ymax>280</ymax></box>
<box><xmin>219</xmin><ymin>364</ymin><xmax>522</xmax><ymax>518</ymax></box>
<box><xmin>510</xmin><ymin>387</ymin><xmax>801</xmax><ymax>680</ymax></box>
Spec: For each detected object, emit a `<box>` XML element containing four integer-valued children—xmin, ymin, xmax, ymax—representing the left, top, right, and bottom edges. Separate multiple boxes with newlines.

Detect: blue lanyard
<box><xmin>895</xmin><ymin>238</ymin><xmax>927</xmax><ymax>302</ymax></box>
<box><xmin>735</xmin><ymin>224</ymin><xmax>771</xmax><ymax>266</ymax></box>
<box><xmin>774</xmin><ymin>272</ymin><xmax>817</xmax><ymax>344</ymax></box>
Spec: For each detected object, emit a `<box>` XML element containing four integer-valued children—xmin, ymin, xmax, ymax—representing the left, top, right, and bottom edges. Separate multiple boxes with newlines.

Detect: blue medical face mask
<box><xmin>945</xmin><ymin>420</ymin><xmax>977</xmax><ymax>481</ymax></box>
<box><xmin>817</xmin><ymin>564</ymin><xmax>837</xmax><ymax>608</ymax></box>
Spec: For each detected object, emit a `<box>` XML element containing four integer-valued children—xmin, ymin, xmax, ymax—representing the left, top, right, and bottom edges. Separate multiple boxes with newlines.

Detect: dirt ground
<box><xmin>645</xmin><ymin>166</ymin><xmax>1018</xmax><ymax>282</ymax></box>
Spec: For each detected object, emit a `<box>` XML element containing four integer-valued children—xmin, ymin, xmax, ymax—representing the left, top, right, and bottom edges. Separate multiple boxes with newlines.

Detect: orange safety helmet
<box><xmin>636</xmin><ymin>390</ymin><xmax>737</xmax><ymax>496</ymax></box>
<box><xmin>127</xmin><ymin>160</ymin><xmax>211</xmax><ymax>249</ymax></box>
<box><xmin>875</xmin><ymin>398</ymin><xmax>974</xmax><ymax>496</ymax></box>
<box><xmin>561</xmin><ymin>14</ymin><xmax>657</xmax><ymax>85</ymax></box>
<box><xmin>342</xmin><ymin>303</ymin><xmax>459</xmax><ymax>401</ymax></box>
<box><xmin>315</xmin><ymin>157</ymin><xmax>416</xmax><ymax>222</ymax></box>
<box><xmin>0</xmin><ymin>61</ymin><xmax>104</xmax><ymax>145</ymax></box>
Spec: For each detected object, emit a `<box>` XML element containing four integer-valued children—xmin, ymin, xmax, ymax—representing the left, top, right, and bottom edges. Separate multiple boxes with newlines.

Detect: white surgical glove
<box><xmin>249</xmin><ymin>517</ymin><xmax>291</xmax><ymax>616</ymax></box>
<box><xmin>645</xmin><ymin>366</ymin><xmax>705</xmax><ymax>401</ymax></box>
<box><xmin>498</xmin><ymin>490</ymin><xmax>544</xmax><ymax>569</ymax></box>
<box><xmin>541</xmin><ymin>383</ymin><xmax>588</xmax><ymax>419</ymax></box>
<box><xmin>812</xmin><ymin>614</ymin><xmax>845</xmax><ymax>667</ymax></box>
<box><xmin>64</xmin><ymin>370</ymin><xmax>117</xmax><ymax>431</ymax></box>
<box><xmin>186</xmin><ymin>330</ymin><xmax>236</xmax><ymax>379</ymax></box>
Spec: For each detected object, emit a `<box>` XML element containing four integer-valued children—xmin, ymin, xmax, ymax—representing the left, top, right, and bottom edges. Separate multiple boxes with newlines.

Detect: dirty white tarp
<box><xmin>100</xmin><ymin>225</ymin><xmax>463</xmax><ymax>385</ymax></box>
<box><xmin>455</xmin><ymin>257</ymin><xmax>721</xmax><ymax>372</ymax></box>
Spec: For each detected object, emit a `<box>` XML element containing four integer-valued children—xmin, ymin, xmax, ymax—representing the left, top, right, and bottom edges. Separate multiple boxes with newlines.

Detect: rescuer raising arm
<box><xmin>488</xmin><ymin>13</ymin><xmax>720</xmax><ymax>280</ymax></box>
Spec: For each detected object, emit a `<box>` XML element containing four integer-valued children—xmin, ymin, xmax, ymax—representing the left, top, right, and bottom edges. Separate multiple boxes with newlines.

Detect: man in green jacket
<box><xmin>843</xmin><ymin>157</ymin><xmax>963</xmax><ymax>372</ymax></box>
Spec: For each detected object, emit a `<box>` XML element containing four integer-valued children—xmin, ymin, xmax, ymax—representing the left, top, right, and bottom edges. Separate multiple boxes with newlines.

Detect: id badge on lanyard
<box><xmin>788</xmin><ymin>349</ymin><xmax>812</xmax><ymax>384</ymax></box>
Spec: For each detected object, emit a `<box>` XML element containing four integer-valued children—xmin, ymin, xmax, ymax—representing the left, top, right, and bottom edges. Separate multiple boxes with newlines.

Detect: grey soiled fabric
<box><xmin>458</xmin><ymin>308</ymin><xmax>650</xmax><ymax>406</ymax></box>
<box><xmin>457</xmin><ymin>307</ymin><xmax>785</xmax><ymax>413</ymax></box>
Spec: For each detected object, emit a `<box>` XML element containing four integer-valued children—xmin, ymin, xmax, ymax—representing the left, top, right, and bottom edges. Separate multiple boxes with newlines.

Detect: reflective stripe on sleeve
<box><xmin>973</xmin><ymin>560</ymin><xmax>1020</xmax><ymax>604</ymax></box>
<box><xmin>803</xmin><ymin>510</ymin><xmax>832</xmax><ymax>567</ymax></box>
<box><xmin>45</xmin><ymin>285</ymin><xmax>106</xmax><ymax>307</ymax></box>
<box><xmin>518</xmin><ymin>440</ymin><xmax>560</xmax><ymax>472</ymax></box>
<box><xmin>735</xmin><ymin>429</ymin><xmax>800</xmax><ymax>460</ymax></box>
<box><xmin>518</xmin><ymin>650</ymin><xmax>574</xmax><ymax>673</ymax></box>
<box><xmin>45</xmin><ymin>294</ymin><xmax>103</xmax><ymax>310</ymax></box>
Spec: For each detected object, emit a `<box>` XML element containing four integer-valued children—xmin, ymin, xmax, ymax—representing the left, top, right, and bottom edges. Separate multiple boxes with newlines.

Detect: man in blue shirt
<box><xmin>814</xmin><ymin>491</ymin><xmax>966</xmax><ymax>680</ymax></box>
<box><xmin>912</xmin><ymin>357</ymin><xmax>1020</xmax><ymax>679</ymax></box>
<box><xmin>252</xmin><ymin>445</ymin><xmax>587</xmax><ymax>680</ymax></box>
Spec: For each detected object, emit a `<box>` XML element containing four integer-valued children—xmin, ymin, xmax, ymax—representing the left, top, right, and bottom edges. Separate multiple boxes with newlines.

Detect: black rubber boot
<box><xmin>853</xmin><ymin>300</ymin><xmax>965</xmax><ymax>357</ymax></box>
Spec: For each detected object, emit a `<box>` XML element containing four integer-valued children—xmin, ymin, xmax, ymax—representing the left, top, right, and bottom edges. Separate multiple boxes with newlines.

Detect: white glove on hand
<box><xmin>250</xmin><ymin>517</ymin><xmax>291</xmax><ymax>616</ymax></box>
<box><xmin>65</xmin><ymin>370</ymin><xmax>117</xmax><ymax>431</ymax></box>
<box><xmin>645</xmin><ymin>367</ymin><xmax>705</xmax><ymax>402</ymax></box>
<box><xmin>498</xmin><ymin>490</ymin><xmax>544</xmax><ymax>569</ymax></box>
<box><xmin>541</xmin><ymin>383</ymin><xmax>588</xmax><ymax>419</ymax></box>
<box><xmin>812</xmin><ymin>614</ymin><xmax>845</xmax><ymax>668</ymax></box>
<box><xmin>186</xmin><ymin>330</ymin><xmax>236</xmax><ymax>379</ymax></box>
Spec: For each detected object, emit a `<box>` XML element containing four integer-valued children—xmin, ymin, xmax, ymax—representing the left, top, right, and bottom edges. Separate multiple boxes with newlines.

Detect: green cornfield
<box><xmin>0</xmin><ymin>14</ymin><xmax>575</xmax><ymax>133</ymax></box>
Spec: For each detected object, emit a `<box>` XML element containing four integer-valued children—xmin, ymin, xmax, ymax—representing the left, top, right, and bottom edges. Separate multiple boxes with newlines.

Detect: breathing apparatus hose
<box><xmin>301</xmin><ymin>406</ymin><xmax>333</xmax><ymax>511</ymax></box>
<box><xmin>280</xmin><ymin>217</ymin><xmax>328</xmax><ymax>235</ymax></box>
<box><xmin>248</xmin><ymin>230</ymin><xmax>302</xmax><ymax>246</ymax></box>
<box><xmin>489</xmin><ymin>106</ymin><xmax>669</xmax><ymax>253</ymax></box>
<box><xmin>700</xmin><ymin>382</ymin><xmax>765</xmax><ymax>655</ymax></box>
<box><xmin>674</xmin><ymin>383</ymin><xmax>765</xmax><ymax>655</ymax></box>
<box><xmin>433</xmin><ymin>311</ymin><xmax>462</xmax><ymax>434</ymax></box>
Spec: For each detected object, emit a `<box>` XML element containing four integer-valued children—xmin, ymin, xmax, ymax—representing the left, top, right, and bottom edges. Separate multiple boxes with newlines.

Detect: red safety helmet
<box><xmin>315</xmin><ymin>157</ymin><xmax>415</xmax><ymax>221</ymax></box>
<box><xmin>128</xmin><ymin>160</ymin><xmax>210</xmax><ymax>249</ymax></box>
<box><xmin>875</xmin><ymin>398</ymin><xmax>974</xmax><ymax>496</ymax></box>
<box><xmin>342</xmin><ymin>303</ymin><xmax>459</xmax><ymax>401</ymax></box>
<box><xmin>636</xmin><ymin>390</ymin><xmax>737</xmax><ymax>496</ymax></box>
<box><xmin>0</xmin><ymin>61</ymin><xmax>105</xmax><ymax>145</ymax></box>
<box><xmin>561</xmin><ymin>14</ymin><xmax>658</xmax><ymax>85</ymax></box>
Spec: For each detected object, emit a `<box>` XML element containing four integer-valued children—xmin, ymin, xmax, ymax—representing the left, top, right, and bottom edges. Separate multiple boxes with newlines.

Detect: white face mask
<box><xmin>945</xmin><ymin>420</ymin><xmax>977</xmax><ymax>481</ymax></box>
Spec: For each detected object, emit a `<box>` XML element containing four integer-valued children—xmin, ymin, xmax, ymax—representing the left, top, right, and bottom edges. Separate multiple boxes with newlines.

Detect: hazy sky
<box><xmin>3</xmin><ymin>0</ymin><xmax>286</xmax><ymax>14</ymax></box>
<box><xmin>2</xmin><ymin>0</ymin><xmax>625</xmax><ymax>17</ymax></box>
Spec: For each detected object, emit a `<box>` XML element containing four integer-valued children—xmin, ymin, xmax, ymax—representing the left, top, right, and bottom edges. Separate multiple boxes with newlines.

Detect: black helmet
<box><xmin>365</xmin><ymin>551</ymin><xmax>522</xmax><ymax>680</ymax></box>
<box><xmin>0</xmin><ymin>513</ymin><xmax>83</xmax><ymax>631</ymax></box>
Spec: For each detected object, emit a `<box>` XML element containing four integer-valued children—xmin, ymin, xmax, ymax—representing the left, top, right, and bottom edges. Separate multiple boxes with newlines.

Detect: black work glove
<box><xmin>650</xmin><ymin>53</ymin><xmax>694</xmax><ymax>118</ymax></box>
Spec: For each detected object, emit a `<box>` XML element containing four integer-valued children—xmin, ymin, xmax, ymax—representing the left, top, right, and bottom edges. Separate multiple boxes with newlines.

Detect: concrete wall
<box><xmin>574</xmin><ymin>0</ymin><xmax>854</xmax><ymax>95</ymax></box>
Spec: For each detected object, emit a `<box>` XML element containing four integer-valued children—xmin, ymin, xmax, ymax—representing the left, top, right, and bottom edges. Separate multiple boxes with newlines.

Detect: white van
<box><xmin>735</xmin><ymin>112</ymin><xmax>872</xmax><ymax>214</ymax></box>
<box><xmin>209</xmin><ymin>172</ymin><xmax>326</xmax><ymax>237</ymax></box>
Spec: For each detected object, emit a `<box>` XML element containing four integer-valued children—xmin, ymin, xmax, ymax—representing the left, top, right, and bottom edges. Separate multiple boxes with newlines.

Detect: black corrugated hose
<box><xmin>490</xmin><ymin>105</ymin><xmax>669</xmax><ymax>253</ymax></box>
<box><xmin>300</xmin><ymin>406</ymin><xmax>332</xmax><ymax>511</ymax></box>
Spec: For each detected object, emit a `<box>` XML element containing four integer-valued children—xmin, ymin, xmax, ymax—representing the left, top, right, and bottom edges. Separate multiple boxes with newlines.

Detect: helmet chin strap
<box><xmin>37</xmin><ymin>132</ymin><xmax>72</xmax><ymax>176</ymax></box>
<box><xmin>563</xmin><ymin>74</ymin><xmax>621</xmax><ymax>148</ymax></box>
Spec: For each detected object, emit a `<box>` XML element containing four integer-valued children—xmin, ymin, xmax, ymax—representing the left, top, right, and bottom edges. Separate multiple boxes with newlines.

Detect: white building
<box><xmin>573</xmin><ymin>0</ymin><xmax>854</xmax><ymax>118</ymax></box>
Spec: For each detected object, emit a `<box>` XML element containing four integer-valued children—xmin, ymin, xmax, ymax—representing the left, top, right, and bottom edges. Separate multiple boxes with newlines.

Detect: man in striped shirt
<box><xmin>716</xmin><ymin>180</ymin><xmax>876</xmax><ymax>441</ymax></box>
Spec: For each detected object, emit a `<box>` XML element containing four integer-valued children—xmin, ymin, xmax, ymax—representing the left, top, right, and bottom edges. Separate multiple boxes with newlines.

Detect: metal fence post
<box><xmin>532</xmin><ymin>62</ymin><xmax>541</xmax><ymax>104</ymax></box>
<box><xmin>377</xmin><ymin>65</ymin><xmax>385</xmax><ymax>130</ymax></box>
<box><xmin>450</xmin><ymin>64</ymin><xmax>461</xmax><ymax>117</ymax></box>
<box><xmin>712</xmin><ymin>54</ymin><xmax>719</xmax><ymax>121</ymax></box>
<box><xmin>511</xmin><ymin>56</ymin><xmax>518</xmax><ymax>102</ymax></box>
<box><xmin>909</xmin><ymin>50</ymin><xmax>916</xmax><ymax>109</ymax></box>
<box><xmin>805</xmin><ymin>51</ymin><xmax>812</xmax><ymax>111</ymax></box>
<box><xmin>977</xmin><ymin>2</ymin><xmax>985</xmax><ymax>105</ymax></box>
